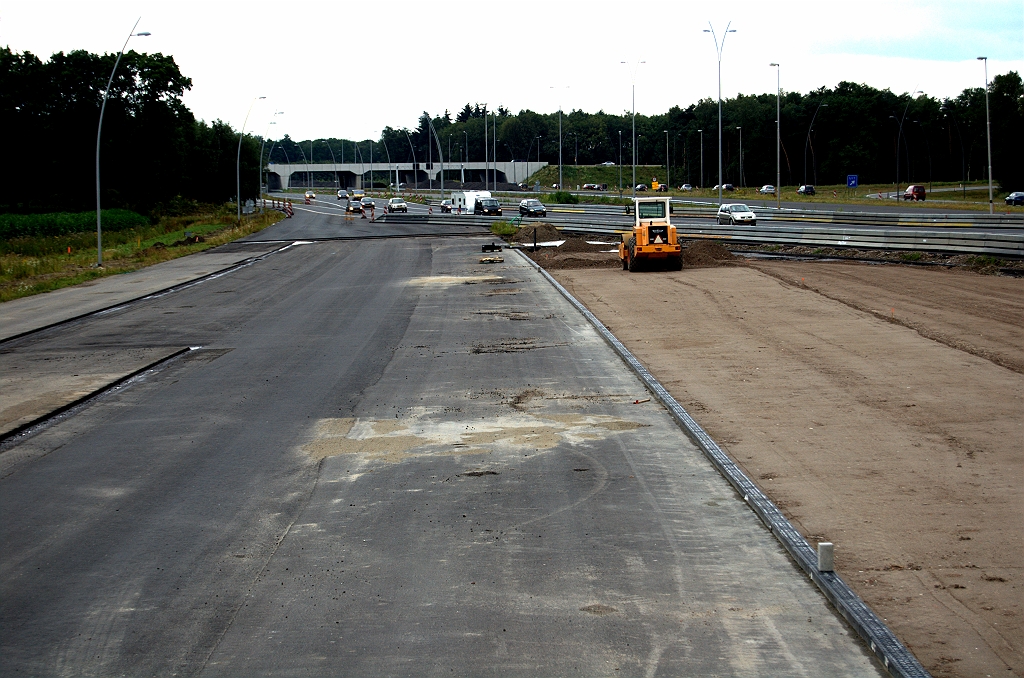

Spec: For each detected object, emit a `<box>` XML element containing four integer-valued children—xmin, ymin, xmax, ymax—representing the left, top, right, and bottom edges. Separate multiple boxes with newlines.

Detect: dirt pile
<box><xmin>524</xmin><ymin>249</ymin><xmax>619</xmax><ymax>270</ymax></box>
<box><xmin>683</xmin><ymin>240</ymin><xmax>739</xmax><ymax>267</ymax></box>
<box><xmin>511</xmin><ymin>223</ymin><xmax>561</xmax><ymax>243</ymax></box>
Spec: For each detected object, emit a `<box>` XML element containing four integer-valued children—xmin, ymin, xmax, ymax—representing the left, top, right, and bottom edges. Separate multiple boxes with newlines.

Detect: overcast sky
<box><xmin>3</xmin><ymin>0</ymin><xmax>1022</xmax><ymax>141</ymax></box>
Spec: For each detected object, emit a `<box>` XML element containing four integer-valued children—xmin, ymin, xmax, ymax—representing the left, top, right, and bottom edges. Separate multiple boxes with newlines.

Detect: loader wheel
<box><xmin>622</xmin><ymin>254</ymin><xmax>629</xmax><ymax>270</ymax></box>
<box><xmin>668</xmin><ymin>255</ymin><xmax>683</xmax><ymax>271</ymax></box>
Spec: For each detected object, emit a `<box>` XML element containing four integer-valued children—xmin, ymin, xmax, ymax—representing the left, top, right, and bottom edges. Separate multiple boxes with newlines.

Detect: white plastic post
<box><xmin>818</xmin><ymin>542</ymin><xmax>834</xmax><ymax>572</ymax></box>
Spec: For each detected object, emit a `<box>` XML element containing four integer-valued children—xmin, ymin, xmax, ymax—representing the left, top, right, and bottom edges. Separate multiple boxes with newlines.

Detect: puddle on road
<box><xmin>303</xmin><ymin>407</ymin><xmax>646</xmax><ymax>464</ymax></box>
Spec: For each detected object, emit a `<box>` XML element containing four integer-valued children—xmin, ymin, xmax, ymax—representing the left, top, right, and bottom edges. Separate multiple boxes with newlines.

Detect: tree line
<box><xmin>2</xmin><ymin>45</ymin><xmax>1021</xmax><ymax>220</ymax></box>
<box><xmin>278</xmin><ymin>76</ymin><xmax>1022</xmax><ymax>192</ymax></box>
<box><xmin>0</xmin><ymin>47</ymin><xmax>263</xmax><ymax>215</ymax></box>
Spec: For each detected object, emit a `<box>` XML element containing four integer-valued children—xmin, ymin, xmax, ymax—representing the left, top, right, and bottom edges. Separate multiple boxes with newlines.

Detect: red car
<box><xmin>903</xmin><ymin>185</ymin><xmax>926</xmax><ymax>201</ymax></box>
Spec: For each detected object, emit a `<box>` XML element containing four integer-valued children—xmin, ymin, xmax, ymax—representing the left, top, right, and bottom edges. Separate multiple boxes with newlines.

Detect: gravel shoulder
<box><xmin>547</xmin><ymin>257</ymin><xmax>1023</xmax><ymax>678</ymax></box>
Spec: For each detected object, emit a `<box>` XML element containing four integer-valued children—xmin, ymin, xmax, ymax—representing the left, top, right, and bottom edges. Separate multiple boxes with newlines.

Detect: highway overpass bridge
<box><xmin>266</xmin><ymin>161</ymin><xmax>548</xmax><ymax>190</ymax></box>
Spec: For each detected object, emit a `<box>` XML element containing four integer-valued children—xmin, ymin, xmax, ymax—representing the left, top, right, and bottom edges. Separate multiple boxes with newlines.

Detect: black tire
<box><xmin>626</xmin><ymin>237</ymin><xmax>639</xmax><ymax>272</ymax></box>
<box><xmin>668</xmin><ymin>255</ymin><xmax>683</xmax><ymax>271</ymax></box>
<box><xmin>622</xmin><ymin>254</ymin><xmax>629</xmax><ymax>270</ymax></box>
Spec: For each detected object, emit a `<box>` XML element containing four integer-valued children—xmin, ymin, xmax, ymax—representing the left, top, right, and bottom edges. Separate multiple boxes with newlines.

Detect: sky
<box><xmin>2</xmin><ymin>0</ymin><xmax>1022</xmax><ymax>141</ymax></box>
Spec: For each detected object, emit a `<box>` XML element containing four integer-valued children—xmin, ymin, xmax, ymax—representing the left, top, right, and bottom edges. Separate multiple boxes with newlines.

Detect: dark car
<box><xmin>440</xmin><ymin>199</ymin><xmax>452</xmax><ymax>213</ymax></box>
<box><xmin>797</xmin><ymin>184</ymin><xmax>815</xmax><ymax>195</ymax></box>
<box><xmin>345</xmin><ymin>199</ymin><xmax>361</xmax><ymax>213</ymax></box>
<box><xmin>1005</xmin><ymin>191</ymin><xmax>1024</xmax><ymax>206</ymax></box>
<box><xmin>475</xmin><ymin>197</ymin><xmax>502</xmax><ymax>216</ymax></box>
<box><xmin>519</xmin><ymin>199</ymin><xmax>546</xmax><ymax>217</ymax></box>
<box><xmin>903</xmin><ymin>185</ymin><xmax>925</xmax><ymax>201</ymax></box>
<box><xmin>635</xmin><ymin>184</ymin><xmax>648</xmax><ymax>191</ymax></box>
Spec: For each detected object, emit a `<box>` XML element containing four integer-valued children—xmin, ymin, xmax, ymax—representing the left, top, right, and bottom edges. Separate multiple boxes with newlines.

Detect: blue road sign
<box><xmin>847</xmin><ymin>174</ymin><xmax>859</xmax><ymax>188</ymax></box>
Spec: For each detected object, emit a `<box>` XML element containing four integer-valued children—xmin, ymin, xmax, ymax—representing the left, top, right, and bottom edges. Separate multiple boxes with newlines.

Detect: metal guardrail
<box><xmin>380</xmin><ymin>213</ymin><xmax>1024</xmax><ymax>257</ymax></box>
<box><xmin>463</xmin><ymin>199</ymin><xmax>1023</xmax><ymax>229</ymax></box>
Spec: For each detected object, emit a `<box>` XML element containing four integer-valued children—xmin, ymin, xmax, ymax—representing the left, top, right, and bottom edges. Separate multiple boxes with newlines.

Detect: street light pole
<box><xmin>236</xmin><ymin>95</ymin><xmax>266</xmax><ymax>223</ymax></box>
<box><xmin>618</xmin><ymin>130</ymin><xmax>623</xmax><ymax>197</ymax></box>
<box><xmin>698</xmin><ymin>129</ymin><xmax>704</xmax><ymax>189</ymax></box>
<box><xmin>705</xmin><ymin>22</ymin><xmax>736</xmax><ymax>206</ymax></box>
<box><xmin>770</xmin><ymin>63</ymin><xmax>780</xmax><ymax>207</ymax></box>
<box><xmin>736</xmin><ymin>126</ymin><xmax>742</xmax><ymax>188</ymax></box>
<box><xmin>978</xmin><ymin>56</ymin><xmax>993</xmax><ymax>214</ymax></box>
<box><xmin>95</xmin><ymin>19</ymin><xmax>150</xmax><ymax>266</ymax></box>
<box><xmin>664</xmin><ymin>130</ymin><xmax>669</xmax><ymax>189</ymax></box>
<box><xmin>621</xmin><ymin>60</ymin><xmax>645</xmax><ymax>198</ymax></box>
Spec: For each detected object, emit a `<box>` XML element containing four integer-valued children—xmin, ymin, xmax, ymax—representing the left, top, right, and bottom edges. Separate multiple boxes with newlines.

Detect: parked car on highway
<box><xmin>797</xmin><ymin>184</ymin><xmax>815</xmax><ymax>195</ymax></box>
<box><xmin>1005</xmin><ymin>191</ymin><xmax>1024</xmax><ymax>206</ymax></box>
<box><xmin>635</xmin><ymin>184</ymin><xmax>648</xmax><ymax>191</ymax></box>
<box><xmin>440</xmin><ymin>199</ymin><xmax>453</xmax><ymax>213</ymax></box>
<box><xmin>712</xmin><ymin>184</ymin><xmax>736</xmax><ymax>192</ymax></box>
<box><xmin>387</xmin><ymin>197</ymin><xmax>408</xmax><ymax>213</ymax></box>
<box><xmin>679</xmin><ymin>184</ymin><xmax>693</xmax><ymax>191</ymax></box>
<box><xmin>601</xmin><ymin>161</ymin><xmax>616</xmax><ymax>166</ymax></box>
<box><xmin>582</xmin><ymin>183</ymin><xmax>608</xmax><ymax>190</ymax></box>
<box><xmin>759</xmin><ymin>184</ymin><xmax>776</xmax><ymax>194</ymax></box>
<box><xmin>474</xmin><ymin>197</ymin><xmax>502</xmax><ymax>216</ymax></box>
<box><xmin>519</xmin><ymin>199</ymin><xmax>546</xmax><ymax>217</ymax></box>
<box><xmin>903</xmin><ymin>185</ymin><xmax>926</xmax><ymax>201</ymax></box>
<box><xmin>716</xmin><ymin>203</ymin><xmax>756</xmax><ymax>226</ymax></box>
<box><xmin>655</xmin><ymin>184</ymin><xmax>668</xmax><ymax>192</ymax></box>
<box><xmin>345</xmin><ymin>199</ymin><xmax>361</xmax><ymax>213</ymax></box>
<box><xmin>304</xmin><ymin>190</ymin><xmax>316</xmax><ymax>200</ymax></box>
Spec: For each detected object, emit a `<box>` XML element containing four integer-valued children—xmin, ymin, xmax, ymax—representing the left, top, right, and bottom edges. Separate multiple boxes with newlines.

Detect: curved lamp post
<box><xmin>402</xmin><ymin>129</ymin><xmax>417</xmax><ymax>188</ymax></box>
<box><xmin>704</xmin><ymin>22</ymin><xmax>736</xmax><ymax>206</ymax></box>
<box><xmin>426</xmin><ymin>118</ymin><xmax>445</xmax><ymax>199</ymax></box>
<box><xmin>803</xmin><ymin>102</ymin><xmax>827</xmax><ymax>186</ymax></box>
<box><xmin>258</xmin><ymin>110</ymin><xmax>284</xmax><ymax>196</ymax></box>
<box><xmin>620</xmin><ymin>60</ymin><xmax>645</xmax><ymax>198</ymax></box>
<box><xmin>95</xmin><ymin>18</ymin><xmax>150</xmax><ymax>266</ymax></box>
<box><xmin>322</xmin><ymin>139</ymin><xmax>338</xmax><ymax>190</ymax></box>
<box><xmin>891</xmin><ymin>90</ymin><xmax>922</xmax><ymax>199</ymax></box>
<box><xmin>236</xmin><ymin>96</ymin><xmax>266</xmax><ymax>222</ymax></box>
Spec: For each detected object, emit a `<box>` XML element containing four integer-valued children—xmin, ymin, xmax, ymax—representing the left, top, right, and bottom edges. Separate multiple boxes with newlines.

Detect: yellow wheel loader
<box><xmin>619</xmin><ymin>197</ymin><xmax>682</xmax><ymax>271</ymax></box>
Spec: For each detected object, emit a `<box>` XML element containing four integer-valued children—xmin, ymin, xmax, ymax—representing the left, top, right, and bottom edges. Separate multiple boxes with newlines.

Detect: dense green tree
<box><xmin>0</xmin><ymin>47</ymin><xmax>262</xmax><ymax>214</ymax></box>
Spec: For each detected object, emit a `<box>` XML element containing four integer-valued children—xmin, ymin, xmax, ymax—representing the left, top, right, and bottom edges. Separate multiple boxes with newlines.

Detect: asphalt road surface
<box><xmin>1</xmin><ymin>209</ymin><xmax>882</xmax><ymax>675</ymax></box>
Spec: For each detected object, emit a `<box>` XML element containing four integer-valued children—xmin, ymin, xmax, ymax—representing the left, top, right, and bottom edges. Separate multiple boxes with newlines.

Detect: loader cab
<box><xmin>635</xmin><ymin>198</ymin><xmax>672</xmax><ymax>246</ymax></box>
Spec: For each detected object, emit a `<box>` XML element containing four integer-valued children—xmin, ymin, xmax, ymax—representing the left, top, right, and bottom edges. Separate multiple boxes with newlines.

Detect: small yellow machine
<box><xmin>619</xmin><ymin>197</ymin><xmax>682</xmax><ymax>271</ymax></box>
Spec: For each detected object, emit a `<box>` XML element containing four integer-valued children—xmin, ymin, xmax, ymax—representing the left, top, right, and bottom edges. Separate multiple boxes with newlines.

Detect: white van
<box><xmin>451</xmin><ymin>190</ymin><xmax>491</xmax><ymax>214</ymax></box>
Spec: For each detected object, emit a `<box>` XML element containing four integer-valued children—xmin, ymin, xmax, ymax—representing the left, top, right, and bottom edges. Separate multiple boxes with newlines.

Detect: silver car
<box><xmin>717</xmin><ymin>203</ymin><xmax>756</xmax><ymax>226</ymax></box>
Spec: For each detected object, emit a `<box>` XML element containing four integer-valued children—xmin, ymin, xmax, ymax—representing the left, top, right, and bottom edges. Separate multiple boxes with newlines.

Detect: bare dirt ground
<box><xmin>545</xmin><ymin>249</ymin><xmax>1023</xmax><ymax>678</ymax></box>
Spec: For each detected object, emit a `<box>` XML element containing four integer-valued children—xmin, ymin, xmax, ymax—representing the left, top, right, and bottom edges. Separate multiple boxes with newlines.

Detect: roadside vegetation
<box><xmin>0</xmin><ymin>207</ymin><xmax>283</xmax><ymax>303</ymax></box>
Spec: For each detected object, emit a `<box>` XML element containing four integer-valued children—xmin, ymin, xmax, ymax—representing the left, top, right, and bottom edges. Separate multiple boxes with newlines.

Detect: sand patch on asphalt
<box><xmin>303</xmin><ymin>410</ymin><xmax>645</xmax><ymax>463</ymax></box>
<box><xmin>408</xmin><ymin>275</ymin><xmax>504</xmax><ymax>286</ymax></box>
